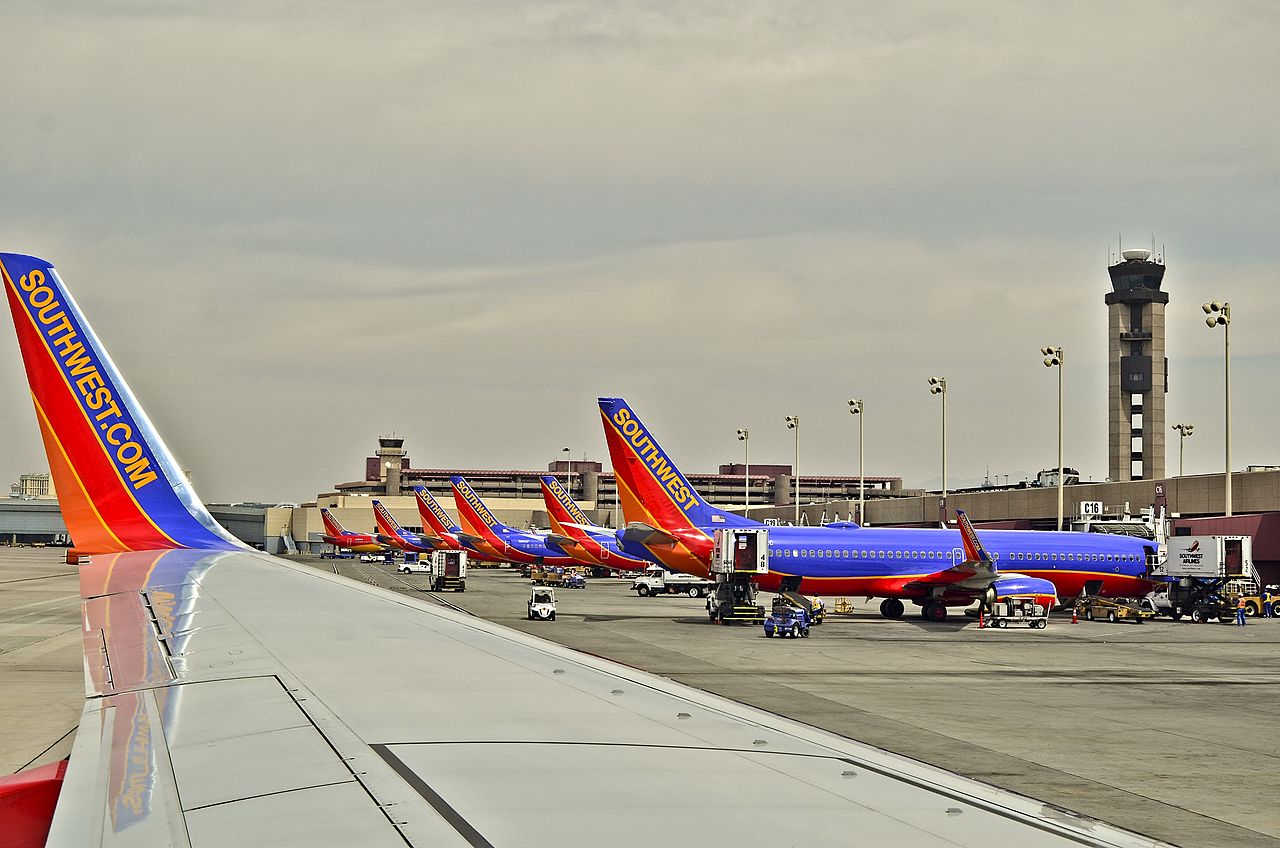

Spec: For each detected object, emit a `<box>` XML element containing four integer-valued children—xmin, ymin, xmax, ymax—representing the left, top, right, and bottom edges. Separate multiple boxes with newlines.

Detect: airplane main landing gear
<box><xmin>879</xmin><ymin>598</ymin><xmax>905</xmax><ymax>619</ymax></box>
<box><xmin>920</xmin><ymin>600</ymin><xmax>948</xmax><ymax>622</ymax></box>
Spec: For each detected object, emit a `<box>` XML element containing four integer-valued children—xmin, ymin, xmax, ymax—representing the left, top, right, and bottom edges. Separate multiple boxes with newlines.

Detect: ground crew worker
<box><xmin>1236</xmin><ymin>595</ymin><xmax>1248</xmax><ymax>626</ymax></box>
<box><xmin>1265</xmin><ymin>589</ymin><xmax>1274</xmax><ymax>619</ymax></box>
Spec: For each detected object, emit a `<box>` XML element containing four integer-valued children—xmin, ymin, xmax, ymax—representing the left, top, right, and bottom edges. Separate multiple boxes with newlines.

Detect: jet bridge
<box><xmin>707</xmin><ymin>529</ymin><xmax>768</xmax><ymax>624</ymax></box>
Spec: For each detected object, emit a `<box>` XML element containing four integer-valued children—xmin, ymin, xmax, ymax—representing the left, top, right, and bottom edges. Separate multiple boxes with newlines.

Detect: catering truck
<box><xmin>1144</xmin><ymin>535</ymin><xmax>1254</xmax><ymax>622</ymax></box>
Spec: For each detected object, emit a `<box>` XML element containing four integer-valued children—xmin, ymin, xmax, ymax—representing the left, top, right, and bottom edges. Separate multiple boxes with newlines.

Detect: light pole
<box><xmin>1171</xmin><ymin>423</ymin><xmax>1194</xmax><ymax>477</ymax></box>
<box><xmin>736</xmin><ymin>428</ymin><xmax>750</xmax><ymax>515</ymax></box>
<box><xmin>1203</xmin><ymin>300</ymin><xmax>1232</xmax><ymax>515</ymax></box>
<box><xmin>848</xmin><ymin>399</ymin><xmax>864</xmax><ymax>524</ymax></box>
<box><xmin>1041</xmin><ymin>346</ymin><xmax>1064</xmax><ymax>531</ymax></box>
<box><xmin>927</xmin><ymin>377</ymin><xmax>947</xmax><ymax>499</ymax></box>
<box><xmin>562</xmin><ymin>446</ymin><xmax>571</xmax><ymax>497</ymax></box>
<box><xmin>785</xmin><ymin>415</ymin><xmax>800</xmax><ymax>525</ymax></box>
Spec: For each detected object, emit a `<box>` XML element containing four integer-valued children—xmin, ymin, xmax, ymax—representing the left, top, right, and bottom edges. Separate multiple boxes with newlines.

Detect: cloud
<box><xmin>2</xmin><ymin>1</ymin><xmax>1278</xmax><ymax>501</ymax></box>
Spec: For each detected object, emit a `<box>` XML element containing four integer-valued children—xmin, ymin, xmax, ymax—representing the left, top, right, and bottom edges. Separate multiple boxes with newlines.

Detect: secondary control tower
<box><xmin>1105</xmin><ymin>247</ymin><xmax>1168</xmax><ymax>481</ymax></box>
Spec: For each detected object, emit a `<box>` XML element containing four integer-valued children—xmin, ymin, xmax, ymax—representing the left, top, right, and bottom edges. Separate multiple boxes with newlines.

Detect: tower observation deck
<box><xmin>1105</xmin><ymin>248</ymin><xmax>1168</xmax><ymax>482</ymax></box>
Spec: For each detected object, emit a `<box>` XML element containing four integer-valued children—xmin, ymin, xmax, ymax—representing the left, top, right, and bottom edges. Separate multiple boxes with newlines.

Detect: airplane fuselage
<box><xmin>625</xmin><ymin>524</ymin><xmax>1154</xmax><ymax>601</ymax></box>
<box><xmin>321</xmin><ymin>534</ymin><xmax>385</xmax><ymax>554</ymax></box>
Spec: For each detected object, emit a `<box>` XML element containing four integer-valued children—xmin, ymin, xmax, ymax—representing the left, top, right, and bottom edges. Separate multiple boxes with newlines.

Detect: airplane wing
<box><xmin>4</xmin><ymin>253</ymin><xmax>1160</xmax><ymax>848</ymax></box>
<box><xmin>903</xmin><ymin>509</ymin><xmax>998</xmax><ymax>593</ymax></box>
<box><xmin>621</xmin><ymin>521</ymin><xmax>680</xmax><ymax>548</ymax></box>
<box><xmin>455</xmin><ymin>531</ymin><xmax>490</xmax><ymax>549</ymax></box>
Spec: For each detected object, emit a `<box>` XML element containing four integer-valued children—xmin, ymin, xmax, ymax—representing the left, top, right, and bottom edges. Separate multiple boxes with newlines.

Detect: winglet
<box><xmin>955</xmin><ymin>510</ymin><xmax>991</xmax><ymax>563</ymax></box>
<box><xmin>2</xmin><ymin>253</ymin><xmax>241</xmax><ymax>553</ymax></box>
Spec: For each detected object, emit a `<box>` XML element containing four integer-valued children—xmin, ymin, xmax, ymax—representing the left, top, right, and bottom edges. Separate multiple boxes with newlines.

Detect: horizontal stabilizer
<box><xmin>561</xmin><ymin>522</ymin><xmax>616</xmax><ymax>540</ymax></box>
<box><xmin>545</xmin><ymin>534</ymin><xmax>581</xmax><ymax>550</ymax></box>
<box><xmin>622</xmin><ymin>522</ymin><xmax>679</xmax><ymax>548</ymax></box>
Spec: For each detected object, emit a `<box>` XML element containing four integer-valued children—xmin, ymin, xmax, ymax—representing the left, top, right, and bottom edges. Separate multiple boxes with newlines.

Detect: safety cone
<box><xmin>978</xmin><ymin>608</ymin><xmax>985</xmax><ymax>629</ymax></box>
<box><xmin>1071</xmin><ymin>606</ymin><xmax>1078</xmax><ymax>624</ymax></box>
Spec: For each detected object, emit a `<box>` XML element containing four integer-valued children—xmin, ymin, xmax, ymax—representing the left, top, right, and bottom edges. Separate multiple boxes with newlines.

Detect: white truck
<box><xmin>632</xmin><ymin>565</ymin><xmax>715</xmax><ymax>598</ymax></box>
<box><xmin>399</xmin><ymin>550</ymin><xmax>467</xmax><ymax>591</ymax></box>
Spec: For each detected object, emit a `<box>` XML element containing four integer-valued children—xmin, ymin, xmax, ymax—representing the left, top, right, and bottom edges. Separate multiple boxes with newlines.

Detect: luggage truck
<box><xmin>1143</xmin><ymin>535</ymin><xmax>1255</xmax><ymax>623</ymax></box>
<box><xmin>706</xmin><ymin>528</ymin><xmax>768</xmax><ymax>625</ymax></box>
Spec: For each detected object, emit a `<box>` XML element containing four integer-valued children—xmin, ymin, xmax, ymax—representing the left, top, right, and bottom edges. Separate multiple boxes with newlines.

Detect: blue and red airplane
<box><xmin>411</xmin><ymin>486</ymin><xmax>504</xmax><ymax>564</ymax></box>
<box><xmin>319</xmin><ymin>508</ymin><xmax>388</xmax><ymax>554</ymax></box>
<box><xmin>598</xmin><ymin>397</ymin><xmax>1156</xmax><ymax>621</ymax></box>
<box><xmin>450</xmin><ymin>476</ymin><xmax>579</xmax><ymax>566</ymax></box>
<box><xmin>371</xmin><ymin>499</ymin><xmax>438</xmax><ymax>553</ymax></box>
<box><xmin>538</xmin><ymin>475</ymin><xmax>649</xmax><ymax>572</ymax></box>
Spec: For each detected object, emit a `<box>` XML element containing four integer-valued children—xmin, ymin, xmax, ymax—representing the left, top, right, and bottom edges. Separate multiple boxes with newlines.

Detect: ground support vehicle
<box><xmin>528</xmin><ymin>586</ymin><xmax>556</xmax><ymax>620</ymax></box>
<box><xmin>1075</xmin><ymin>596</ymin><xmax>1154</xmax><ymax>624</ymax></box>
<box><xmin>779</xmin><ymin>591</ymin><xmax>825</xmax><ymax>625</ymax></box>
<box><xmin>987</xmin><ymin>598</ymin><xmax>1049</xmax><ymax>628</ymax></box>
<box><xmin>532</xmin><ymin>566</ymin><xmax>565</xmax><ymax>587</ymax></box>
<box><xmin>763</xmin><ymin>606</ymin><xmax>811</xmax><ymax>638</ymax></box>
<box><xmin>429</xmin><ymin>550</ymin><xmax>467</xmax><ymax>592</ymax></box>
<box><xmin>398</xmin><ymin>560</ymin><xmax>430</xmax><ymax>575</ymax></box>
<box><xmin>564</xmin><ymin>572</ymin><xmax>586</xmax><ymax>589</ymax></box>
<box><xmin>632</xmin><ymin>566</ymin><xmax>715</xmax><ymax>598</ymax></box>
<box><xmin>1146</xmin><ymin>535</ymin><xmax>1256</xmax><ymax>623</ymax></box>
<box><xmin>706</xmin><ymin>529</ymin><xmax>770</xmax><ymax>624</ymax></box>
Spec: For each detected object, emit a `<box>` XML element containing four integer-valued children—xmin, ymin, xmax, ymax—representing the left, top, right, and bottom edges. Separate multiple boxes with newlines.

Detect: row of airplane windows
<box><xmin>771</xmin><ymin>548</ymin><xmax>1143</xmax><ymax>563</ymax></box>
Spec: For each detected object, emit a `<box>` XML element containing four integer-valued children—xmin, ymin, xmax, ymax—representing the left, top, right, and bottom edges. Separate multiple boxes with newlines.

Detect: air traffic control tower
<box><xmin>1105</xmin><ymin>248</ymin><xmax>1168</xmax><ymax>481</ymax></box>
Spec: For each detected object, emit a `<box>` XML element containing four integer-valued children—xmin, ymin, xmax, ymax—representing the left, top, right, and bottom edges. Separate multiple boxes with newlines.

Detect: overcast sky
<box><xmin>3</xmin><ymin>2</ymin><xmax>1278</xmax><ymax>503</ymax></box>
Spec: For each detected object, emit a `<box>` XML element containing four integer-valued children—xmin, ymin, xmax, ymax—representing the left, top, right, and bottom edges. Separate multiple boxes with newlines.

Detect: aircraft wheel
<box><xmin>880</xmin><ymin>598</ymin><xmax>905</xmax><ymax>619</ymax></box>
<box><xmin>924</xmin><ymin>601</ymin><xmax>948</xmax><ymax>623</ymax></box>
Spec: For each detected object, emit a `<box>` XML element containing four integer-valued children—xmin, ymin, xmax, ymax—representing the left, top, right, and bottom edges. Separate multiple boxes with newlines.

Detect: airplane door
<box><xmin>734</xmin><ymin>533</ymin><xmax>757</xmax><ymax>571</ymax></box>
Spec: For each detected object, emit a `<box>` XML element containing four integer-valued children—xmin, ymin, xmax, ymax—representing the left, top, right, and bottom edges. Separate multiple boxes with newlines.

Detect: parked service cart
<box><xmin>763</xmin><ymin>605</ymin><xmax>811</xmax><ymax>638</ymax></box>
<box><xmin>1075</xmin><ymin>596</ymin><xmax>1154</xmax><ymax>624</ymax></box>
<box><xmin>528</xmin><ymin>586</ymin><xmax>556</xmax><ymax>621</ymax></box>
<box><xmin>987</xmin><ymin>598</ymin><xmax>1049</xmax><ymax>629</ymax></box>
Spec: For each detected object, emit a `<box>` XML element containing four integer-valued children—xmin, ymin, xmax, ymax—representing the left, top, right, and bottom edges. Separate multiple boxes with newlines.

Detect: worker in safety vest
<box><xmin>1265</xmin><ymin>589</ymin><xmax>1274</xmax><ymax>619</ymax></box>
<box><xmin>1236</xmin><ymin>595</ymin><xmax>1248</xmax><ymax>627</ymax></box>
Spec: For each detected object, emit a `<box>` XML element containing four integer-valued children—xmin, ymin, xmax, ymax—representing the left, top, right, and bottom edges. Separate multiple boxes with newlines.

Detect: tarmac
<box><xmin>6</xmin><ymin>546</ymin><xmax>1280</xmax><ymax>848</ymax></box>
